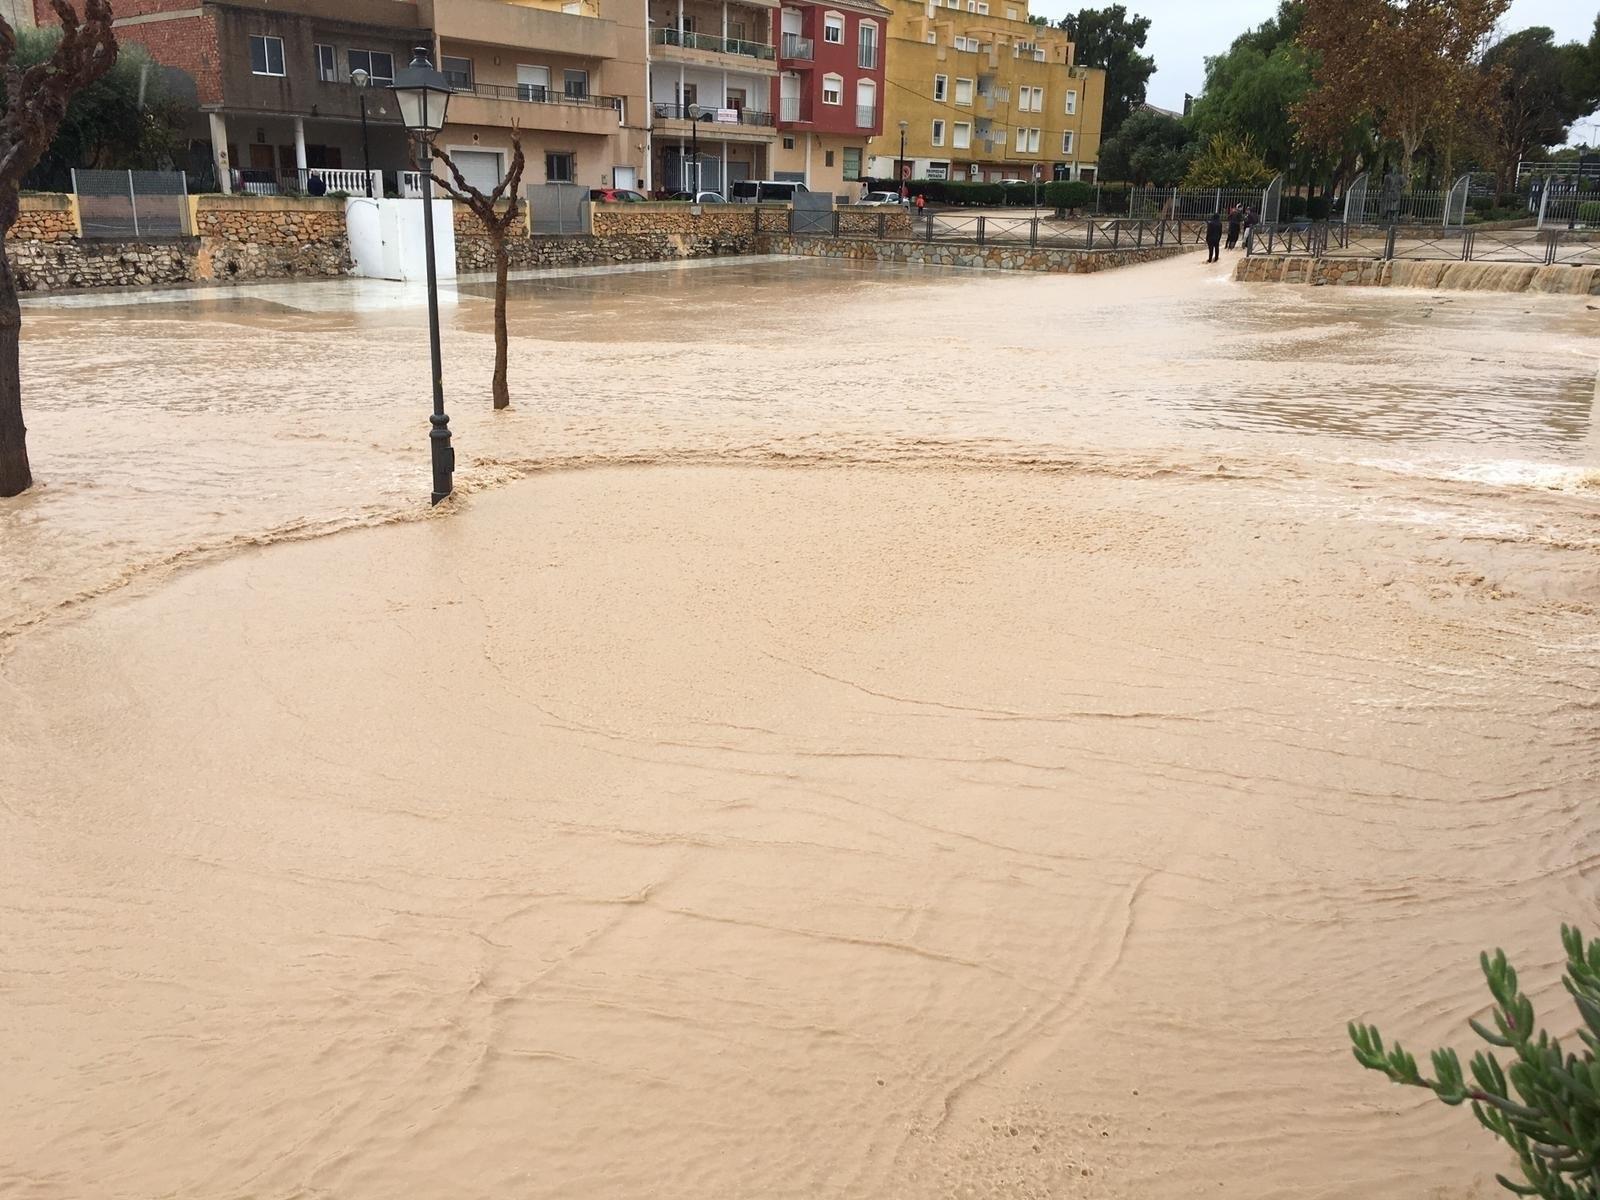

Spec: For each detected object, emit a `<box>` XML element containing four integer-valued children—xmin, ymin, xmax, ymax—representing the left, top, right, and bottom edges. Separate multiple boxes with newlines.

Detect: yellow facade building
<box><xmin>871</xmin><ymin>0</ymin><xmax>1104</xmax><ymax>184</ymax></box>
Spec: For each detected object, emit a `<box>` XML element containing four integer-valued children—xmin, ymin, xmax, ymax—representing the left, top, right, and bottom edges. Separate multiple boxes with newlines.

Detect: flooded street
<box><xmin>2</xmin><ymin>254</ymin><xmax>1598</xmax><ymax>1200</ymax></box>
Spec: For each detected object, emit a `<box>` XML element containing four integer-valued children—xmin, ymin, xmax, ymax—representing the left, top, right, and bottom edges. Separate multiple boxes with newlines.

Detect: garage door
<box><xmin>449</xmin><ymin>149</ymin><xmax>504</xmax><ymax>195</ymax></box>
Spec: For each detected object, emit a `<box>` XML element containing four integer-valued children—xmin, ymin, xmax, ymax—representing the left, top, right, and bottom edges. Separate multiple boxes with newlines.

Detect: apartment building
<box><xmin>873</xmin><ymin>0</ymin><xmax>1104</xmax><ymax>184</ymax></box>
<box><xmin>647</xmin><ymin>0</ymin><xmax>780</xmax><ymax>194</ymax></box>
<box><xmin>42</xmin><ymin>0</ymin><xmax>648</xmax><ymax>194</ymax></box>
<box><xmin>769</xmin><ymin>0</ymin><xmax>889</xmax><ymax>199</ymax></box>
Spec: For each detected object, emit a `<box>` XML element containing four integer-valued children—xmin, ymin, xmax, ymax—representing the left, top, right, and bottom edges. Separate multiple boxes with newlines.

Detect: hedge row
<box><xmin>863</xmin><ymin>178</ymin><xmax>1095</xmax><ymax>208</ymax></box>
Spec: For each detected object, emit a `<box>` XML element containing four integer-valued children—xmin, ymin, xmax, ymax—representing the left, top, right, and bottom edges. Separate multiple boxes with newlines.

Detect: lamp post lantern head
<box><xmin>898</xmin><ymin>119</ymin><xmax>909</xmax><ymax>131</ymax></box>
<box><xmin>350</xmin><ymin>66</ymin><xmax>370</xmax><ymax>89</ymax></box>
<box><xmin>390</xmin><ymin>47</ymin><xmax>451</xmax><ymax>136</ymax></box>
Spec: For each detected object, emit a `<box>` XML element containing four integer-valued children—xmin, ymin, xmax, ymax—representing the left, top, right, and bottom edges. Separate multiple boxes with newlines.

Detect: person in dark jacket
<box><xmin>1205</xmin><ymin>211</ymin><xmax>1223</xmax><ymax>263</ymax></box>
<box><xmin>1225</xmin><ymin>205</ymin><xmax>1242</xmax><ymax>250</ymax></box>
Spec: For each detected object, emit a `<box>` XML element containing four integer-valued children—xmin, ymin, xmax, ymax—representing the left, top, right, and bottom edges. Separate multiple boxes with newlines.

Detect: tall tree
<box><xmin>0</xmin><ymin>0</ymin><xmax>116</xmax><ymax>499</ymax></box>
<box><xmin>433</xmin><ymin>136</ymin><xmax>527</xmax><ymax>412</ymax></box>
<box><xmin>1058</xmin><ymin>5</ymin><xmax>1155</xmax><ymax>139</ymax></box>
<box><xmin>1188</xmin><ymin>2</ymin><xmax>1308</xmax><ymax>174</ymax></box>
<box><xmin>1476</xmin><ymin>28</ymin><xmax>1590</xmax><ymax>192</ymax></box>
<box><xmin>1098</xmin><ymin>107</ymin><xmax>1193</xmax><ymax>185</ymax></box>
<box><xmin>1294</xmin><ymin>0</ymin><xmax>1510</xmax><ymax>189</ymax></box>
<box><xmin>13</xmin><ymin>34</ymin><xmax>191</xmax><ymax>191</ymax></box>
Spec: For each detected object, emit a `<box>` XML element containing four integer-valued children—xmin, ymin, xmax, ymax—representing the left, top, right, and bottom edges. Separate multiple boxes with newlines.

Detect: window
<box><xmin>441</xmin><ymin>55</ymin><xmax>473</xmax><ymax>90</ymax></box>
<box><xmin>952</xmin><ymin>122</ymin><xmax>970</xmax><ymax>149</ymax></box>
<box><xmin>346</xmin><ymin>49</ymin><xmax>394</xmax><ymax>84</ymax></box>
<box><xmin>976</xmin><ymin>2</ymin><xmax>988</xmax><ymax>11</ymax></box>
<box><xmin>545</xmin><ymin>152</ymin><xmax>575</xmax><ymax>182</ymax></box>
<box><xmin>1064</xmin><ymin>89</ymin><xmax>1076</xmax><ymax>114</ymax></box>
<box><xmin>1027</xmin><ymin>127</ymin><xmax>1040</xmax><ymax>152</ymax></box>
<box><xmin>954</xmin><ymin>77</ymin><xmax>972</xmax><ymax>105</ymax></box>
<box><xmin>843</xmin><ymin>146</ymin><xmax>862</xmax><ymax>180</ymax></box>
<box><xmin>823</xmin><ymin>12</ymin><xmax>844</xmax><ymax>43</ymax></box>
<box><xmin>825</xmin><ymin>149</ymin><xmax>835</xmax><ymax>166</ymax></box>
<box><xmin>1005</xmin><ymin>5</ymin><xmax>1017</xmax><ymax>15</ymax></box>
<box><xmin>821</xmin><ymin>73</ymin><xmax>843</xmax><ymax>104</ymax></box>
<box><xmin>249</xmin><ymin>35</ymin><xmax>285</xmax><ymax>77</ymax></box>
<box><xmin>858</xmin><ymin>20</ymin><xmax>877</xmax><ymax>68</ymax></box>
<box><xmin>1062</xmin><ymin>131</ymin><xmax>1074</xmax><ymax>154</ymax></box>
<box><xmin>315</xmin><ymin>44</ymin><xmax>336</xmax><ymax>82</ymax></box>
<box><xmin>1014</xmin><ymin>124</ymin><xmax>1024</xmax><ymax>150</ymax></box>
<box><xmin>563</xmin><ymin>69</ymin><xmax>589</xmax><ymax>98</ymax></box>
<box><xmin>933</xmin><ymin>74</ymin><xmax>947</xmax><ymax>101</ymax></box>
<box><xmin>783</xmin><ymin>135</ymin><xmax>796</xmax><ymax>149</ymax></box>
<box><xmin>931</xmin><ymin>118</ymin><xmax>945</xmax><ymax>145</ymax></box>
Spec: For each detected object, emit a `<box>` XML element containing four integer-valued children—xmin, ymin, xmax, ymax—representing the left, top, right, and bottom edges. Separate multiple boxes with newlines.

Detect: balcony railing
<box><xmin>450</xmin><ymin>79</ymin><xmax>624</xmax><ymax>111</ymax></box>
<box><xmin>855</xmin><ymin>105</ymin><xmax>875</xmax><ymax>129</ymax></box>
<box><xmin>652</xmin><ymin>27</ymin><xmax>776</xmax><ymax>61</ymax></box>
<box><xmin>653</xmin><ymin>102</ymin><xmax>775</xmax><ymax>127</ymax></box>
<box><xmin>781</xmin><ymin>32</ymin><xmax>813</xmax><ymax>59</ymax></box>
<box><xmin>780</xmin><ymin>96</ymin><xmax>809</xmax><ymax>122</ymax></box>
<box><xmin>232</xmin><ymin>167</ymin><xmax>382</xmax><ymax>196</ymax></box>
<box><xmin>857</xmin><ymin>48</ymin><xmax>876</xmax><ymax>69</ymax></box>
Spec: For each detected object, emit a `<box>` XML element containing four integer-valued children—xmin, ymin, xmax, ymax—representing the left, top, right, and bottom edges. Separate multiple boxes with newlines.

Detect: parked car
<box><xmin>730</xmin><ymin>180</ymin><xmax>811</xmax><ymax>203</ymax></box>
<box><xmin>858</xmin><ymin>191</ymin><xmax>906</xmax><ymax>207</ymax></box>
<box><xmin>588</xmin><ymin>188</ymin><xmax>648</xmax><ymax>203</ymax></box>
<box><xmin>667</xmin><ymin>191</ymin><xmax>727</xmax><ymax>203</ymax></box>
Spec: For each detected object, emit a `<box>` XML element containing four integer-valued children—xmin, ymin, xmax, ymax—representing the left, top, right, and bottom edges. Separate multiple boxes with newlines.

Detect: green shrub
<box><xmin>1579</xmin><ymin>201</ymin><xmax>1600</xmax><ymax>226</ymax></box>
<box><xmin>1351</xmin><ymin>925</ymin><xmax>1600</xmax><ymax>1199</ymax></box>
<box><xmin>1044</xmin><ymin>180</ymin><xmax>1094</xmax><ymax>212</ymax></box>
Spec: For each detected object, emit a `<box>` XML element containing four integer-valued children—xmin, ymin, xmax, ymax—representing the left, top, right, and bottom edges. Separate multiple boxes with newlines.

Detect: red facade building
<box><xmin>770</xmin><ymin>0</ymin><xmax>888</xmax><ymax>196</ymax></box>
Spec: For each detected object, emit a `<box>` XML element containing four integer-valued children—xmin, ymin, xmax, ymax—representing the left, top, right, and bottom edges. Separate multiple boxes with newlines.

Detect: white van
<box><xmin>730</xmin><ymin>180</ymin><xmax>811</xmax><ymax>203</ymax></box>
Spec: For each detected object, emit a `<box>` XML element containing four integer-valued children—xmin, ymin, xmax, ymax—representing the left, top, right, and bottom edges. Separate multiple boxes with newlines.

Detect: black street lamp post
<box><xmin>688</xmin><ymin>102</ymin><xmax>702</xmax><ymax>193</ymax></box>
<box><xmin>390</xmin><ymin>47</ymin><xmax>454</xmax><ymax>505</ymax></box>
<box><xmin>351</xmin><ymin>67</ymin><xmax>375</xmax><ymax>198</ymax></box>
<box><xmin>898</xmin><ymin>119</ymin><xmax>908</xmax><ymax>197</ymax></box>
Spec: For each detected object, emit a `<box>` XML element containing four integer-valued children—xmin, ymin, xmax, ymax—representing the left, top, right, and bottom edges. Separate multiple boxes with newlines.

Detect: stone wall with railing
<box><xmin>13</xmin><ymin>193</ymin><xmax>79</xmax><ymax>242</ymax></box>
<box><xmin>191</xmin><ymin>195</ymin><xmax>350</xmax><ymax>280</ymax></box>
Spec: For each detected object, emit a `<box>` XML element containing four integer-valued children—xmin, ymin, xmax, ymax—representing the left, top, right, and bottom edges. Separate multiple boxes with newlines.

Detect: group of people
<box><xmin>1204</xmin><ymin>204</ymin><xmax>1256</xmax><ymax>263</ymax></box>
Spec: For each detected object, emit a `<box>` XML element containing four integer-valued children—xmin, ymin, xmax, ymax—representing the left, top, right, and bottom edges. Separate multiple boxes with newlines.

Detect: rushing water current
<box><xmin>2</xmin><ymin>254</ymin><xmax>1598</xmax><ymax>1200</ymax></box>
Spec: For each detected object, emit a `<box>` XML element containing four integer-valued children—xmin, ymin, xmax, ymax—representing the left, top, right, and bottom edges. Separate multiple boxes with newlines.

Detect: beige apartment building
<box><xmin>422</xmin><ymin>0</ymin><xmax>649</xmax><ymax>192</ymax></box>
<box><xmin>85</xmin><ymin>0</ymin><xmax>647</xmax><ymax>195</ymax></box>
<box><xmin>874</xmin><ymin>0</ymin><xmax>1105</xmax><ymax>183</ymax></box>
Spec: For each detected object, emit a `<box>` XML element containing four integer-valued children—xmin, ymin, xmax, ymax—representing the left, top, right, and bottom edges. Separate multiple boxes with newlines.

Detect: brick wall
<box><xmin>36</xmin><ymin>0</ymin><xmax>223</xmax><ymax>106</ymax></box>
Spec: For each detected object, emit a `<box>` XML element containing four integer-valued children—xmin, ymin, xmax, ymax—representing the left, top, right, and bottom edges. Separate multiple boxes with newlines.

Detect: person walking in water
<box><xmin>1225</xmin><ymin>204</ymin><xmax>1242</xmax><ymax>250</ymax></box>
<box><xmin>1205</xmin><ymin>210</ymin><xmax>1223</xmax><ymax>263</ymax></box>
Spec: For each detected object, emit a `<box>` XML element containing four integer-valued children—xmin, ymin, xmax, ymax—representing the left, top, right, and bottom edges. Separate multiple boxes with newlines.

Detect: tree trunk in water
<box><xmin>492</xmin><ymin>233</ymin><xmax>509</xmax><ymax>411</ymax></box>
<box><xmin>0</xmin><ymin>234</ymin><xmax>31</xmax><ymax>498</ymax></box>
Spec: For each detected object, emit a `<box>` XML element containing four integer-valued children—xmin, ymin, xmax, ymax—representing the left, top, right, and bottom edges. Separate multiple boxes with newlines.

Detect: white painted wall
<box><xmin>345</xmin><ymin>198</ymin><xmax>456</xmax><ymax>283</ymax></box>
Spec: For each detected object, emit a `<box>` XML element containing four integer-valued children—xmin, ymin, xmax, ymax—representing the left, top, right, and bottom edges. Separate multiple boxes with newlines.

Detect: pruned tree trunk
<box><xmin>491</xmin><ymin>229</ymin><xmax>509</xmax><ymax>410</ymax></box>
<box><xmin>432</xmin><ymin>134</ymin><xmax>525</xmax><ymax>413</ymax></box>
<box><xmin>0</xmin><ymin>228</ymin><xmax>28</xmax><ymax>497</ymax></box>
<box><xmin>0</xmin><ymin>0</ymin><xmax>117</xmax><ymax>498</ymax></box>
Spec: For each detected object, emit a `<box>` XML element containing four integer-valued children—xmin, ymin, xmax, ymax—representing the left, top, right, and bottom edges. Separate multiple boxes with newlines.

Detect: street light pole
<box><xmin>898</xmin><ymin>118</ymin><xmax>908</xmax><ymax>199</ymax></box>
<box><xmin>351</xmin><ymin>67</ymin><xmax>374</xmax><ymax>198</ymax></box>
<box><xmin>390</xmin><ymin>47</ymin><xmax>455</xmax><ymax>505</ymax></box>
<box><xmin>688</xmin><ymin>103</ymin><xmax>701</xmax><ymax>193</ymax></box>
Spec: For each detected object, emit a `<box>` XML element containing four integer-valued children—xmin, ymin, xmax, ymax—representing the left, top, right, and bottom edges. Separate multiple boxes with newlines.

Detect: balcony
<box><xmin>419</xmin><ymin>0</ymin><xmax>617</xmax><ymax>59</ymax></box>
<box><xmin>652</xmin><ymin>26</ymin><xmax>777</xmax><ymax>69</ymax></box>
<box><xmin>447</xmin><ymin>80</ymin><xmax>625</xmax><ymax>135</ymax></box>
<box><xmin>653</xmin><ymin>102</ymin><xmax>774</xmax><ymax>128</ymax></box>
<box><xmin>781</xmin><ymin>32</ymin><xmax>813</xmax><ymax>60</ymax></box>
<box><xmin>780</xmin><ymin>96</ymin><xmax>810</xmax><ymax>122</ymax></box>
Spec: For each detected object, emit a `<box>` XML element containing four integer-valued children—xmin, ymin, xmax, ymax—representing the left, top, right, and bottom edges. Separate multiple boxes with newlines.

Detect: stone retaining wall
<box><xmin>191</xmin><ymin>194</ymin><xmax>350</xmax><ymax>280</ymax></box>
<box><xmin>1237</xmin><ymin>253</ymin><xmax>1600</xmax><ymax>294</ymax></box>
<box><xmin>15</xmin><ymin>193</ymin><xmax>78</xmax><ymax>242</ymax></box>
<box><xmin>457</xmin><ymin>230</ymin><xmax>765</xmax><ymax>274</ymax></box>
<box><xmin>10</xmin><ymin>237</ymin><xmax>197</xmax><ymax>291</ymax></box>
<box><xmin>767</xmin><ymin>235</ymin><xmax>1194</xmax><ymax>274</ymax></box>
<box><xmin>588</xmin><ymin>203</ymin><xmax>774</xmax><ymax>237</ymax></box>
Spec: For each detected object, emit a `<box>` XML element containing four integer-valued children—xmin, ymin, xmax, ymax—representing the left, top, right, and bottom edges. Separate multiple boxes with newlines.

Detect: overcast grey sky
<box><xmin>1029</xmin><ymin>1</ymin><xmax>1600</xmax><ymax>144</ymax></box>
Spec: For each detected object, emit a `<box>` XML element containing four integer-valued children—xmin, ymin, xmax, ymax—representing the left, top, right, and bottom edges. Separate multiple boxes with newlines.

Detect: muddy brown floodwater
<box><xmin>2</xmin><ymin>255</ymin><xmax>1598</xmax><ymax>1200</ymax></box>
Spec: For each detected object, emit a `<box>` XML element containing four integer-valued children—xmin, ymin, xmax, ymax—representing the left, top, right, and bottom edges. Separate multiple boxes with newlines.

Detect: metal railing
<box><xmin>651</xmin><ymin>27</ymin><xmax>776</xmax><ymax>60</ymax></box>
<box><xmin>451</xmin><ymin>80</ymin><xmax>623</xmax><ymax>111</ymax></box>
<box><xmin>781</xmin><ymin>32</ymin><xmax>813</xmax><ymax>59</ymax></box>
<box><xmin>780</xmin><ymin>96</ymin><xmax>809</xmax><ymax>122</ymax></box>
<box><xmin>1246</xmin><ymin>221</ymin><xmax>1600</xmax><ymax>266</ymax></box>
<box><xmin>855</xmin><ymin>105</ymin><xmax>875</xmax><ymax>129</ymax></box>
<box><xmin>748</xmin><ymin>206</ymin><xmax>1206</xmax><ymax>250</ymax></box>
<box><xmin>652</xmin><ymin>102</ymin><xmax>774</xmax><ymax>126</ymax></box>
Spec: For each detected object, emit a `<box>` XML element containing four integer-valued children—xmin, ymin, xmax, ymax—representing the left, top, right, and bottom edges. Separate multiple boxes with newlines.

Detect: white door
<box><xmin>613</xmin><ymin>165</ymin><xmax>637</xmax><ymax>189</ymax></box>
<box><xmin>517</xmin><ymin>64</ymin><xmax>550</xmax><ymax>101</ymax></box>
<box><xmin>450</xmin><ymin>149</ymin><xmax>504</xmax><ymax>195</ymax></box>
